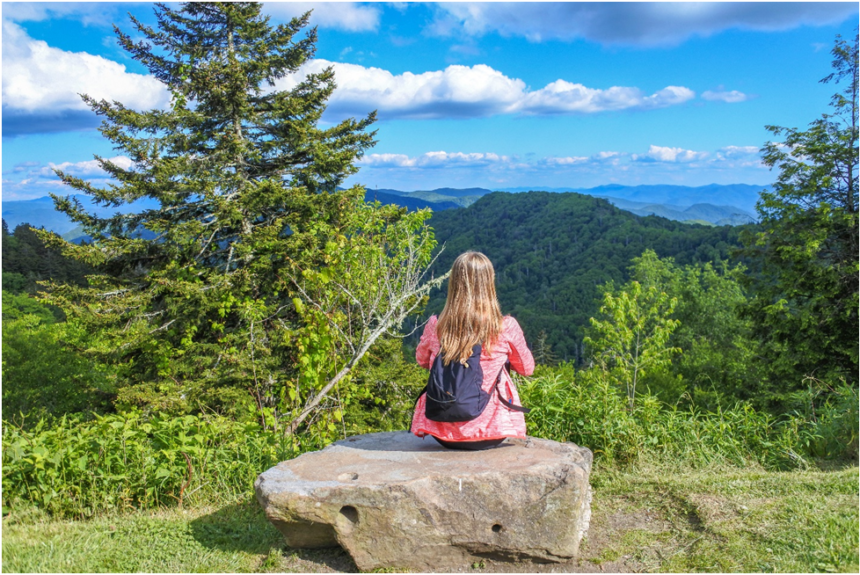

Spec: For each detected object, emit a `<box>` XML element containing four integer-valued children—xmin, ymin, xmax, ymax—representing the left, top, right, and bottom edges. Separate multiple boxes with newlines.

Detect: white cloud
<box><xmin>358</xmin><ymin>145</ymin><xmax>764</xmax><ymax>175</ymax></box>
<box><xmin>540</xmin><ymin>151</ymin><xmax>626</xmax><ymax>166</ymax></box>
<box><xmin>358</xmin><ymin>153</ymin><xmax>414</xmax><ymax>168</ymax></box>
<box><xmin>347</xmin><ymin>143</ymin><xmax>775</xmax><ymax>193</ymax></box>
<box><xmin>714</xmin><ymin>145</ymin><xmax>764</xmax><ymax>167</ymax></box>
<box><xmin>428</xmin><ymin>2</ymin><xmax>858</xmax><ymax>46</ymax></box>
<box><xmin>541</xmin><ymin>156</ymin><xmax>590</xmax><ymax>166</ymax></box>
<box><xmin>718</xmin><ymin>145</ymin><xmax>760</xmax><ymax>157</ymax></box>
<box><xmin>516</xmin><ymin>82</ymin><xmax>694</xmax><ymax>114</ymax></box>
<box><xmin>2</xmin><ymin>21</ymin><xmax>170</xmax><ymax>115</ymax></box>
<box><xmin>39</xmin><ymin>156</ymin><xmax>134</xmax><ymax>177</ymax></box>
<box><xmin>359</xmin><ymin>151</ymin><xmax>511</xmax><ymax>169</ymax></box>
<box><xmin>701</xmin><ymin>89</ymin><xmax>751</xmax><ymax>103</ymax></box>
<box><xmin>349</xmin><ymin>144</ymin><xmax>770</xmax><ymax>191</ymax></box>
<box><xmin>634</xmin><ymin>145</ymin><xmax>709</xmax><ymax>163</ymax></box>
<box><xmin>3</xmin><ymin>176</ymin><xmax>66</xmax><ymax>193</ymax></box>
<box><xmin>276</xmin><ymin>59</ymin><xmax>695</xmax><ymax>119</ymax></box>
<box><xmin>12</xmin><ymin>161</ymin><xmax>40</xmax><ymax>172</ymax></box>
<box><xmin>1</xmin><ymin>2</ymin><xmax>119</xmax><ymax>26</ymax></box>
<box><xmin>593</xmin><ymin>151</ymin><xmax>622</xmax><ymax>162</ymax></box>
<box><xmin>3</xmin><ymin>155</ymin><xmax>137</xmax><ymax>200</ymax></box>
<box><xmin>264</xmin><ymin>2</ymin><xmax>380</xmax><ymax>32</ymax></box>
<box><xmin>277</xmin><ymin>59</ymin><xmax>525</xmax><ymax>119</ymax></box>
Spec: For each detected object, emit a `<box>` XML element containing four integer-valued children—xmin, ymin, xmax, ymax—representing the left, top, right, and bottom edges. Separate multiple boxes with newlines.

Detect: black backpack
<box><xmin>420</xmin><ymin>344</ymin><xmax>529</xmax><ymax>423</ymax></box>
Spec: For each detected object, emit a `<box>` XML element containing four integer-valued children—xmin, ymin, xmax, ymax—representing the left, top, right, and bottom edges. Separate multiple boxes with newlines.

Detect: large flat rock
<box><xmin>255</xmin><ymin>431</ymin><xmax>593</xmax><ymax>572</ymax></box>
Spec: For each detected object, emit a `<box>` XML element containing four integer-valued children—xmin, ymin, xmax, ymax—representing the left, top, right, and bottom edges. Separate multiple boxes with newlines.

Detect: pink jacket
<box><xmin>410</xmin><ymin>315</ymin><xmax>535</xmax><ymax>442</ymax></box>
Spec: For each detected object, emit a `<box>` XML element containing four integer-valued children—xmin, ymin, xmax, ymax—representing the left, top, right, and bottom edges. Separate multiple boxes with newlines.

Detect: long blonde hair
<box><xmin>437</xmin><ymin>251</ymin><xmax>504</xmax><ymax>366</ymax></box>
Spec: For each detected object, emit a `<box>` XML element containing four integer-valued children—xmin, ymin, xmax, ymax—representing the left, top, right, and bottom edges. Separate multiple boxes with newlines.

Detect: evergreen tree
<box><xmin>741</xmin><ymin>33</ymin><xmax>858</xmax><ymax>386</ymax></box>
<box><xmin>2</xmin><ymin>220</ymin><xmax>93</xmax><ymax>296</ymax></box>
<box><xmin>37</xmin><ymin>2</ymin><xmax>406</xmax><ymax>422</ymax></box>
<box><xmin>533</xmin><ymin>330</ymin><xmax>559</xmax><ymax>366</ymax></box>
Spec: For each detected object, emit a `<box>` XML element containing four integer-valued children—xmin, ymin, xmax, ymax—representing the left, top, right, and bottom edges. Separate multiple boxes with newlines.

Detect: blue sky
<box><xmin>2</xmin><ymin>1</ymin><xmax>857</xmax><ymax>200</ymax></box>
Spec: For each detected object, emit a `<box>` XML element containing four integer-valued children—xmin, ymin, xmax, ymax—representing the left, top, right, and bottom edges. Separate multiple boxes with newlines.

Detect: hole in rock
<box><xmin>340</xmin><ymin>506</ymin><xmax>359</xmax><ymax>524</ymax></box>
<box><xmin>492</xmin><ymin>524</ymin><xmax>503</xmax><ymax>533</ymax></box>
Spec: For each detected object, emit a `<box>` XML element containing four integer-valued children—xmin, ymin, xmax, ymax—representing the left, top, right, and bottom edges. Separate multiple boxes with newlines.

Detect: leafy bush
<box><xmin>518</xmin><ymin>364</ymin><xmax>847</xmax><ymax>470</ymax></box>
<box><xmin>2</xmin><ymin>290</ymin><xmax>59</xmax><ymax>324</ymax></box>
<box><xmin>2</xmin><ymin>412</ymin><xmax>301</xmax><ymax>518</ymax></box>
<box><xmin>2</xmin><ymin>311</ymin><xmax>116</xmax><ymax>425</ymax></box>
<box><xmin>5</xmin><ymin>362</ymin><xmax>855</xmax><ymax>521</ymax></box>
<box><xmin>784</xmin><ymin>379</ymin><xmax>859</xmax><ymax>460</ymax></box>
<box><xmin>2</xmin><ymin>271</ymin><xmax>28</xmax><ymax>294</ymax></box>
<box><xmin>342</xmin><ymin>337</ymin><xmax>426</xmax><ymax>436</ymax></box>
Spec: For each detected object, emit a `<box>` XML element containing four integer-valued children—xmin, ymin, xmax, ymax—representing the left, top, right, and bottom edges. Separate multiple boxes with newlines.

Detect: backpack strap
<box><xmin>493</xmin><ymin>365</ymin><xmax>531</xmax><ymax>414</ymax></box>
<box><xmin>413</xmin><ymin>383</ymin><xmax>427</xmax><ymax>412</ymax></box>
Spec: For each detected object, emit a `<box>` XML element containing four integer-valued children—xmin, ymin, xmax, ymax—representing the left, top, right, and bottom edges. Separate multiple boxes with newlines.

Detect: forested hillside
<box><xmin>363</xmin><ymin>189</ymin><xmax>460</xmax><ymax>212</ymax></box>
<box><xmin>2</xmin><ymin>220</ymin><xmax>93</xmax><ymax>295</ymax></box>
<box><xmin>418</xmin><ymin>191</ymin><xmax>746</xmax><ymax>362</ymax></box>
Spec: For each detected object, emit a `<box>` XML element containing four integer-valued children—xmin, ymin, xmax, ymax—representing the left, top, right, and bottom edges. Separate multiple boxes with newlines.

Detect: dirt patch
<box><xmin>684</xmin><ymin>493</ymin><xmax>742</xmax><ymax>527</ymax></box>
<box><xmin>266</xmin><ymin>546</ymin><xmax>359</xmax><ymax>573</ymax></box>
<box><xmin>574</xmin><ymin>504</ymin><xmax>669</xmax><ymax>573</ymax></box>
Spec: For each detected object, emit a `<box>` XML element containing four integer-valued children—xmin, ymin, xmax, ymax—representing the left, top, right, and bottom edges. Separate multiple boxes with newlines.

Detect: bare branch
<box><xmin>283</xmin><ymin>236</ymin><xmax>447</xmax><ymax>434</ymax></box>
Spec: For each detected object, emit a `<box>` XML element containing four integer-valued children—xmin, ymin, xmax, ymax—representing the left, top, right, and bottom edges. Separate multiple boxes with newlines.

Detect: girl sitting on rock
<box><xmin>411</xmin><ymin>251</ymin><xmax>535</xmax><ymax>450</ymax></box>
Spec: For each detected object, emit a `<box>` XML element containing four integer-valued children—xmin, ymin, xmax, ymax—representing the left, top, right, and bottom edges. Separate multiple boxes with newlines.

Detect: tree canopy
<box><xmin>741</xmin><ymin>33</ymin><xmax>859</xmax><ymax>386</ymax></box>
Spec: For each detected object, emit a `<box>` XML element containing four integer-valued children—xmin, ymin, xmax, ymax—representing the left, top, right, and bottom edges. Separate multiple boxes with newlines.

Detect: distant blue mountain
<box><xmin>3</xmin><ymin>190</ymin><xmax>468</xmax><ymax>235</ymax></box>
<box><xmin>3</xmin><ymin>196</ymin><xmax>84</xmax><ymax>235</ymax></box>
<box><xmin>3</xmin><ymin>184</ymin><xmax>764</xmax><ymax>237</ymax></box>
<box><xmin>365</xmin><ymin>190</ymin><xmax>460</xmax><ymax>211</ymax></box>
<box><xmin>600</xmin><ymin>196</ymin><xmax>756</xmax><ymax>225</ymax></box>
<box><xmin>3</xmin><ymin>195</ymin><xmax>159</xmax><ymax>235</ymax></box>
<box><xmin>375</xmin><ymin>187</ymin><xmax>493</xmax><ymax>199</ymax></box>
<box><xmin>498</xmin><ymin>183</ymin><xmax>768</xmax><ymax>214</ymax></box>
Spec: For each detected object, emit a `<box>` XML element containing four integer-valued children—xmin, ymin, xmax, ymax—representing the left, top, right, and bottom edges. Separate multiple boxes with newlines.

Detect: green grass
<box><xmin>3</xmin><ymin>498</ymin><xmax>278</xmax><ymax>572</ymax></box>
<box><xmin>2</xmin><ymin>496</ymin><xmax>357</xmax><ymax>573</ymax></box>
<box><xmin>4</xmin><ymin>464</ymin><xmax>856</xmax><ymax>573</ymax></box>
<box><xmin>582</xmin><ymin>464</ymin><xmax>859</xmax><ymax>573</ymax></box>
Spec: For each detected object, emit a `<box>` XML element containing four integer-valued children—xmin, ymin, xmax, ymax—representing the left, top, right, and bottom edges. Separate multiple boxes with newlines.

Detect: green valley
<box><xmin>417</xmin><ymin>191</ymin><xmax>745</xmax><ymax>363</ymax></box>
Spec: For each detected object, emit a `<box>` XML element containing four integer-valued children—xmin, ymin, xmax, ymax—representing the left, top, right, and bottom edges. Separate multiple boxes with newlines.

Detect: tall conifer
<box><xmin>39</xmin><ymin>2</ymin><xmax>383</xmax><ymax>417</ymax></box>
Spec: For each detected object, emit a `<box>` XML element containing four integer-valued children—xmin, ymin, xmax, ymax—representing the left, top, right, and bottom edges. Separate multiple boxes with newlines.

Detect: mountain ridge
<box><xmin>2</xmin><ymin>183</ymin><xmax>765</xmax><ymax>236</ymax></box>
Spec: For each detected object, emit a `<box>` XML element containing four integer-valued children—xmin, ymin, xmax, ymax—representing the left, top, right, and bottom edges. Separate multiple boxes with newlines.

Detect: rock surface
<box><xmin>255</xmin><ymin>431</ymin><xmax>593</xmax><ymax>572</ymax></box>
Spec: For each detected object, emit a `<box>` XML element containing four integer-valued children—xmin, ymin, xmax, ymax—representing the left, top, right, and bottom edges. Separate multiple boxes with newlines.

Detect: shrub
<box><xmin>518</xmin><ymin>364</ymin><xmax>831</xmax><ymax>470</ymax></box>
<box><xmin>2</xmin><ymin>313</ymin><xmax>117</xmax><ymax>425</ymax></box>
<box><xmin>342</xmin><ymin>338</ymin><xmax>427</xmax><ymax>436</ymax></box>
<box><xmin>784</xmin><ymin>379</ymin><xmax>859</xmax><ymax>461</ymax></box>
<box><xmin>2</xmin><ymin>411</ymin><xmax>301</xmax><ymax>518</ymax></box>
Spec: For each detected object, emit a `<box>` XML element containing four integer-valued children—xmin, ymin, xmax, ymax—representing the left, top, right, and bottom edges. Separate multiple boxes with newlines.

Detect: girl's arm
<box><xmin>415</xmin><ymin>316</ymin><xmax>438</xmax><ymax>370</ymax></box>
<box><xmin>506</xmin><ymin>317</ymin><xmax>535</xmax><ymax>376</ymax></box>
